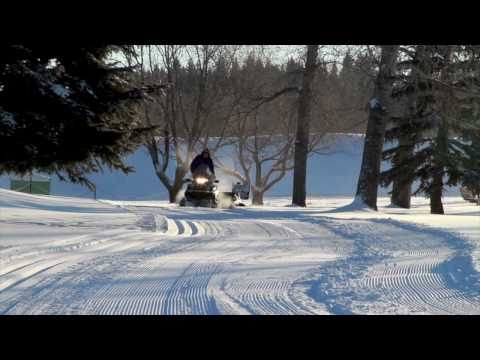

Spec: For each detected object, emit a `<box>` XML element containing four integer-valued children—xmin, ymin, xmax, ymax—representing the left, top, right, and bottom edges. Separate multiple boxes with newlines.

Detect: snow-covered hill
<box><xmin>0</xmin><ymin>134</ymin><xmax>413</xmax><ymax>200</ymax></box>
<box><xmin>0</xmin><ymin>133</ymin><xmax>461</xmax><ymax>200</ymax></box>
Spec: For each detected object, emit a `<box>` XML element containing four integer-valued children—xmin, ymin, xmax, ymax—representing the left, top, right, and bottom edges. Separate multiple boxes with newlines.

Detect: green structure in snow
<box><xmin>10</xmin><ymin>173</ymin><xmax>51</xmax><ymax>195</ymax></box>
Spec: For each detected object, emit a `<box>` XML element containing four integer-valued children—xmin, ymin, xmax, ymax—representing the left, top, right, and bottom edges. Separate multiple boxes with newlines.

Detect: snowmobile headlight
<box><xmin>195</xmin><ymin>177</ymin><xmax>209</xmax><ymax>185</ymax></box>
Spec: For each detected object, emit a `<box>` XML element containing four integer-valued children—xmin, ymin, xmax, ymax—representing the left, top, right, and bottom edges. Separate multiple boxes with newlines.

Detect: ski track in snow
<box><xmin>1</xmin><ymin>191</ymin><xmax>479</xmax><ymax>315</ymax></box>
<box><xmin>301</xmin><ymin>217</ymin><xmax>480</xmax><ymax>315</ymax></box>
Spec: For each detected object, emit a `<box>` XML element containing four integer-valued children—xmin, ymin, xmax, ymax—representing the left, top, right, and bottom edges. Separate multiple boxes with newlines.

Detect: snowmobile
<box><xmin>179</xmin><ymin>167</ymin><xmax>220</xmax><ymax>208</ymax></box>
<box><xmin>179</xmin><ymin>165</ymin><xmax>250</xmax><ymax>208</ymax></box>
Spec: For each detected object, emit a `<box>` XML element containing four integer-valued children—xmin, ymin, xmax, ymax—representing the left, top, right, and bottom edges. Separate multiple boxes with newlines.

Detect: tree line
<box><xmin>357</xmin><ymin>45</ymin><xmax>480</xmax><ymax>214</ymax></box>
<box><xmin>1</xmin><ymin>45</ymin><xmax>478</xmax><ymax>214</ymax></box>
<box><xmin>124</xmin><ymin>45</ymin><xmax>375</xmax><ymax>205</ymax></box>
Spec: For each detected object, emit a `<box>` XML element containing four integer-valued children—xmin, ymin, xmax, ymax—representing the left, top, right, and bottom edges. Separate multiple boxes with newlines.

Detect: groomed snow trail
<box><xmin>1</xmin><ymin>190</ymin><xmax>479</xmax><ymax>315</ymax></box>
<box><xmin>301</xmin><ymin>217</ymin><xmax>480</xmax><ymax>314</ymax></box>
<box><xmin>72</xmin><ymin>207</ymin><xmax>347</xmax><ymax>315</ymax></box>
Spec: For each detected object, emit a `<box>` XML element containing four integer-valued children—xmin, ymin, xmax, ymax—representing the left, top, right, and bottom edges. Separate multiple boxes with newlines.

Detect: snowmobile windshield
<box><xmin>192</xmin><ymin>164</ymin><xmax>214</xmax><ymax>180</ymax></box>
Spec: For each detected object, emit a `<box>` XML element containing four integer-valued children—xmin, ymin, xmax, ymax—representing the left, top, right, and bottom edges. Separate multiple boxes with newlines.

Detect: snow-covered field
<box><xmin>1</xmin><ymin>188</ymin><xmax>478</xmax><ymax>315</ymax></box>
<box><xmin>3</xmin><ymin>134</ymin><xmax>430</xmax><ymax>200</ymax></box>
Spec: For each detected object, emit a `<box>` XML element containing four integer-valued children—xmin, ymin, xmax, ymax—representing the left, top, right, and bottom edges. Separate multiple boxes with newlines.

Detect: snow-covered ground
<box><xmin>1</xmin><ymin>188</ymin><xmax>478</xmax><ymax>315</ymax></box>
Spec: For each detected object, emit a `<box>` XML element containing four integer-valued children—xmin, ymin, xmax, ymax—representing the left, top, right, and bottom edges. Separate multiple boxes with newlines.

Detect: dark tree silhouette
<box><xmin>356</xmin><ymin>45</ymin><xmax>399</xmax><ymax>210</ymax></box>
<box><xmin>0</xmin><ymin>45</ymin><xmax>160</xmax><ymax>189</ymax></box>
<box><xmin>292</xmin><ymin>45</ymin><xmax>319</xmax><ymax>207</ymax></box>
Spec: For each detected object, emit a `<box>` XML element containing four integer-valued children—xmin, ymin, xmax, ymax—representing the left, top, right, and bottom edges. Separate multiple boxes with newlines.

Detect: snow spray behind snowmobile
<box><xmin>179</xmin><ymin>164</ymin><xmax>250</xmax><ymax>208</ymax></box>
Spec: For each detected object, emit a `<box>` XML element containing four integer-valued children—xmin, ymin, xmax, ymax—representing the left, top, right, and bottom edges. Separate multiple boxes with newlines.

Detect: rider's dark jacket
<box><xmin>190</xmin><ymin>154</ymin><xmax>215</xmax><ymax>175</ymax></box>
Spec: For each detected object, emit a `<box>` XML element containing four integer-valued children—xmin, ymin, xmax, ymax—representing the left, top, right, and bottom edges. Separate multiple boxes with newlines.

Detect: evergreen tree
<box><xmin>335</xmin><ymin>51</ymin><xmax>374</xmax><ymax>133</ymax></box>
<box><xmin>339</xmin><ymin>52</ymin><xmax>355</xmax><ymax>103</ymax></box>
<box><xmin>339</xmin><ymin>51</ymin><xmax>355</xmax><ymax>81</ymax></box>
<box><xmin>285</xmin><ymin>57</ymin><xmax>303</xmax><ymax>90</ymax></box>
<box><xmin>330</xmin><ymin>62</ymin><xmax>339</xmax><ymax>79</ymax></box>
<box><xmin>382</xmin><ymin>45</ymin><xmax>429</xmax><ymax>208</ymax></box>
<box><xmin>461</xmin><ymin>130</ymin><xmax>480</xmax><ymax>198</ymax></box>
<box><xmin>382</xmin><ymin>45</ymin><xmax>480</xmax><ymax>213</ymax></box>
<box><xmin>454</xmin><ymin>51</ymin><xmax>480</xmax><ymax>198</ymax></box>
<box><xmin>0</xmin><ymin>45</ymin><xmax>158</xmax><ymax>189</ymax></box>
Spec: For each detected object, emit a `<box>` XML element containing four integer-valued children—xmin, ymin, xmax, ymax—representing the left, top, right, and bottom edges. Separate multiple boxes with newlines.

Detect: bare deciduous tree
<box><xmin>217</xmin><ymin>98</ymin><xmax>297</xmax><ymax>205</ymax></box>
<box><xmin>128</xmin><ymin>45</ymin><xmax>242</xmax><ymax>202</ymax></box>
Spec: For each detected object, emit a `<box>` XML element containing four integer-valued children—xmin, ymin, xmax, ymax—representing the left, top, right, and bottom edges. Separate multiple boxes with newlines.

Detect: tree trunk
<box><xmin>292</xmin><ymin>45</ymin><xmax>319</xmax><ymax>207</ymax></box>
<box><xmin>169</xmin><ymin>166</ymin><xmax>187</xmax><ymax>203</ymax></box>
<box><xmin>356</xmin><ymin>45</ymin><xmax>399</xmax><ymax>210</ymax></box>
<box><xmin>168</xmin><ymin>188</ymin><xmax>179</xmax><ymax>203</ymax></box>
<box><xmin>391</xmin><ymin>178</ymin><xmax>413</xmax><ymax>208</ymax></box>
<box><xmin>391</xmin><ymin>137</ymin><xmax>414</xmax><ymax>208</ymax></box>
<box><xmin>429</xmin><ymin>121</ymin><xmax>448</xmax><ymax>215</ymax></box>
<box><xmin>391</xmin><ymin>45</ymin><xmax>425</xmax><ymax>209</ymax></box>
<box><xmin>252</xmin><ymin>189</ymin><xmax>264</xmax><ymax>206</ymax></box>
<box><xmin>168</xmin><ymin>179</ymin><xmax>184</xmax><ymax>203</ymax></box>
<box><xmin>252</xmin><ymin>163</ymin><xmax>264</xmax><ymax>205</ymax></box>
<box><xmin>428</xmin><ymin>47</ymin><xmax>452</xmax><ymax>215</ymax></box>
<box><xmin>430</xmin><ymin>170</ymin><xmax>444</xmax><ymax>214</ymax></box>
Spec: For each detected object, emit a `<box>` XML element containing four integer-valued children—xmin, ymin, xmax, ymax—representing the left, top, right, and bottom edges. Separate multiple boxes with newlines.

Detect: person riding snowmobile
<box><xmin>181</xmin><ymin>148</ymin><xmax>249</xmax><ymax>208</ymax></box>
<box><xmin>190</xmin><ymin>149</ymin><xmax>215</xmax><ymax>179</ymax></box>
